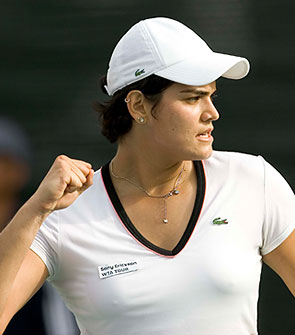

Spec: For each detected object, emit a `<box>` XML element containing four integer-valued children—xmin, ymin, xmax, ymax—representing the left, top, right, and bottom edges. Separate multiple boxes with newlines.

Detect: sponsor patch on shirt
<box><xmin>98</xmin><ymin>261</ymin><xmax>139</xmax><ymax>279</ymax></box>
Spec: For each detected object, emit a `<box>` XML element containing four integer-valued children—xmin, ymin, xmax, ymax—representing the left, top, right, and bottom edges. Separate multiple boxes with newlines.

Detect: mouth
<box><xmin>196</xmin><ymin>128</ymin><xmax>214</xmax><ymax>142</ymax></box>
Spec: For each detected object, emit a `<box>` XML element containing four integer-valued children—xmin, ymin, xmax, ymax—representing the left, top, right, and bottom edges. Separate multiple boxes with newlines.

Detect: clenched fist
<box><xmin>29</xmin><ymin>155</ymin><xmax>94</xmax><ymax>215</ymax></box>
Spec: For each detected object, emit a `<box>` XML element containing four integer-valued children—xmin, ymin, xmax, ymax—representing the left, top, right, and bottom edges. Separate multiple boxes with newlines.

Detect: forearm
<box><xmin>0</xmin><ymin>155</ymin><xmax>93</xmax><ymax>322</ymax></box>
<box><xmin>0</xmin><ymin>198</ymin><xmax>49</xmax><ymax>319</ymax></box>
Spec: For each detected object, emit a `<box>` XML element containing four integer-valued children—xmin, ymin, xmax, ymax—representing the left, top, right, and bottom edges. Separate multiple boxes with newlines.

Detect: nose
<box><xmin>200</xmin><ymin>99</ymin><xmax>219</xmax><ymax>122</ymax></box>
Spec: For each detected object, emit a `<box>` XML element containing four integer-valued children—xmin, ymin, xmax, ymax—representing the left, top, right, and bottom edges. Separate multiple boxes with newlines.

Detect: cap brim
<box><xmin>155</xmin><ymin>51</ymin><xmax>250</xmax><ymax>86</ymax></box>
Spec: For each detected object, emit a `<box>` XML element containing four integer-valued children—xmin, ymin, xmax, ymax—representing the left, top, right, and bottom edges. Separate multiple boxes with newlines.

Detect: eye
<box><xmin>186</xmin><ymin>96</ymin><xmax>200</xmax><ymax>103</ymax></box>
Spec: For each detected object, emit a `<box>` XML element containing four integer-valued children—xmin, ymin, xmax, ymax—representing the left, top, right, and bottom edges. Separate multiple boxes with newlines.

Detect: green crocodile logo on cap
<box><xmin>212</xmin><ymin>217</ymin><xmax>228</xmax><ymax>225</ymax></box>
<box><xmin>135</xmin><ymin>68</ymin><xmax>145</xmax><ymax>77</ymax></box>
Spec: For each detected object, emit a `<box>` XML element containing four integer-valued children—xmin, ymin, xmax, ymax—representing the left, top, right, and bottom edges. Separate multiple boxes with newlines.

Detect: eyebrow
<box><xmin>179</xmin><ymin>89</ymin><xmax>217</xmax><ymax>96</ymax></box>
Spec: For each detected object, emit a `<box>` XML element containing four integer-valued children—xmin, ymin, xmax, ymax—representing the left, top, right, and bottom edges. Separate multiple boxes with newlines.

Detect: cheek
<box><xmin>167</xmin><ymin>112</ymin><xmax>197</xmax><ymax>138</ymax></box>
<box><xmin>151</xmin><ymin>102</ymin><xmax>199</xmax><ymax>144</ymax></box>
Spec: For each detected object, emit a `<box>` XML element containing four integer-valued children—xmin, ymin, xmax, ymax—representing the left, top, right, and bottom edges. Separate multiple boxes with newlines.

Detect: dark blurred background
<box><xmin>1</xmin><ymin>0</ymin><xmax>294</xmax><ymax>334</ymax></box>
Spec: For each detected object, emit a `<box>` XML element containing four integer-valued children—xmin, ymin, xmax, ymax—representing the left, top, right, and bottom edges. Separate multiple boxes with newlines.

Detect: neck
<box><xmin>111</xmin><ymin>140</ymin><xmax>192</xmax><ymax>196</ymax></box>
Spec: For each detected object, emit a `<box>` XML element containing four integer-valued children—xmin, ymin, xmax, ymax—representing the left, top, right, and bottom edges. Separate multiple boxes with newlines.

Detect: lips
<box><xmin>198</xmin><ymin>132</ymin><xmax>211</xmax><ymax>138</ymax></box>
<box><xmin>196</xmin><ymin>128</ymin><xmax>214</xmax><ymax>141</ymax></box>
<box><xmin>197</xmin><ymin>128</ymin><xmax>213</xmax><ymax>137</ymax></box>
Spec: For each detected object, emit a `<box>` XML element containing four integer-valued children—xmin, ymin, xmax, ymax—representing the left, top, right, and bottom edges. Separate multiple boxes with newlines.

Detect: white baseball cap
<box><xmin>104</xmin><ymin>17</ymin><xmax>250</xmax><ymax>96</ymax></box>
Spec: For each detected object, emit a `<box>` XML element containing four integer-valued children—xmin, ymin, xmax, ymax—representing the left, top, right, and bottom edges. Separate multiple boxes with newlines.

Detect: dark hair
<box><xmin>94</xmin><ymin>75</ymin><xmax>173</xmax><ymax>143</ymax></box>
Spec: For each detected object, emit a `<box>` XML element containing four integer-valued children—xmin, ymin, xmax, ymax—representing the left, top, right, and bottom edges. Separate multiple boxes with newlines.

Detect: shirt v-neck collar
<box><xmin>101</xmin><ymin>161</ymin><xmax>206</xmax><ymax>256</ymax></box>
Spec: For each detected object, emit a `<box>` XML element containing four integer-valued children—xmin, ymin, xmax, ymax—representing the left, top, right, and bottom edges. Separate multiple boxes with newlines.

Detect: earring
<box><xmin>138</xmin><ymin>117</ymin><xmax>145</xmax><ymax>123</ymax></box>
<box><xmin>124</xmin><ymin>97</ymin><xmax>130</xmax><ymax>103</ymax></box>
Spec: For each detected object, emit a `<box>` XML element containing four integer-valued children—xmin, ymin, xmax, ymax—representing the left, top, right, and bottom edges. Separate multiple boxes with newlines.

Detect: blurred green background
<box><xmin>1</xmin><ymin>0</ymin><xmax>294</xmax><ymax>334</ymax></box>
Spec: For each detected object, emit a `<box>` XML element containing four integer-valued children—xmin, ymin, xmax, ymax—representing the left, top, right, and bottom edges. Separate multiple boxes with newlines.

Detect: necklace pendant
<box><xmin>173</xmin><ymin>189</ymin><xmax>180</xmax><ymax>195</ymax></box>
<box><xmin>163</xmin><ymin>218</ymin><xmax>168</xmax><ymax>224</ymax></box>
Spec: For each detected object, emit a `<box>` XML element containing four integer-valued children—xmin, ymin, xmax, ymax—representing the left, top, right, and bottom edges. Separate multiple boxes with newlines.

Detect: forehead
<box><xmin>165</xmin><ymin>81</ymin><xmax>216</xmax><ymax>95</ymax></box>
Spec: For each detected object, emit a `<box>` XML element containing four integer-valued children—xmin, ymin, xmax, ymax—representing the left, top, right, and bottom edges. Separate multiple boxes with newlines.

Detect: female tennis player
<box><xmin>0</xmin><ymin>17</ymin><xmax>294</xmax><ymax>335</ymax></box>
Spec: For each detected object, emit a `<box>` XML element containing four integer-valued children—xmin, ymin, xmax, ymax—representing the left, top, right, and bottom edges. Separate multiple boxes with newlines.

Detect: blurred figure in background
<box><xmin>0</xmin><ymin>117</ymin><xmax>45</xmax><ymax>334</ymax></box>
<box><xmin>0</xmin><ymin>117</ymin><xmax>31</xmax><ymax>232</ymax></box>
<box><xmin>0</xmin><ymin>117</ymin><xmax>79</xmax><ymax>335</ymax></box>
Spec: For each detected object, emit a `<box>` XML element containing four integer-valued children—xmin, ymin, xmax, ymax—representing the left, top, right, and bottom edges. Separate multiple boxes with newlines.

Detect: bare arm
<box><xmin>0</xmin><ymin>155</ymin><xmax>93</xmax><ymax>333</ymax></box>
<box><xmin>0</xmin><ymin>249</ymin><xmax>48</xmax><ymax>332</ymax></box>
<box><xmin>262</xmin><ymin>229</ymin><xmax>295</xmax><ymax>297</ymax></box>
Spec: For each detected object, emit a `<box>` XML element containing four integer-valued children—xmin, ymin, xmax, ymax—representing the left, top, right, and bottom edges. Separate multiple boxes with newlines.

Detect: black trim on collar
<box><xmin>101</xmin><ymin>161</ymin><xmax>205</xmax><ymax>256</ymax></box>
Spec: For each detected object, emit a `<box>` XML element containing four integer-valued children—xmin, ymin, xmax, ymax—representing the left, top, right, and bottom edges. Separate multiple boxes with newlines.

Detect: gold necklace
<box><xmin>110</xmin><ymin>160</ymin><xmax>185</xmax><ymax>224</ymax></box>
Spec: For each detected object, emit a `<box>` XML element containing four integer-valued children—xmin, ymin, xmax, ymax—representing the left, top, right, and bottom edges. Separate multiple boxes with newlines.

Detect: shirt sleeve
<box><xmin>260</xmin><ymin>156</ymin><xmax>295</xmax><ymax>255</ymax></box>
<box><xmin>30</xmin><ymin>210</ymin><xmax>59</xmax><ymax>280</ymax></box>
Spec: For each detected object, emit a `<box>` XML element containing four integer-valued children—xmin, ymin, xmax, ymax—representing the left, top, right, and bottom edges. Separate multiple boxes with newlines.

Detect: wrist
<box><xmin>23</xmin><ymin>196</ymin><xmax>54</xmax><ymax>225</ymax></box>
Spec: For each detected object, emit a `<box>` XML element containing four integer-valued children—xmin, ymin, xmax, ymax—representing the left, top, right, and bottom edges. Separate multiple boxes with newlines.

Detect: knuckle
<box><xmin>56</xmin><ymin>154</ymin><xmax>67</xmax><ymax>163</ymax></box>
<box><xmin>56</xmin><ymin>155</ymin><xmax>64</xmax><ymax>161</ymax></box>
<box><xmin>55</xmin><ymin>158</ymin><xmax>70</xmax><ymax>172</ymax></box>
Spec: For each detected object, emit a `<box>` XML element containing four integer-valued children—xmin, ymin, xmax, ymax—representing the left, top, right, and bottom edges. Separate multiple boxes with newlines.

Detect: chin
<box><xmin>191</xmin><ymin>147</ymin><xmax>213</xmax><ymax>161</ymax></box>
<box><xmin>203</xmin><ymin>149</ymin><xmax>214</xmax><ymax>160</ymax></box>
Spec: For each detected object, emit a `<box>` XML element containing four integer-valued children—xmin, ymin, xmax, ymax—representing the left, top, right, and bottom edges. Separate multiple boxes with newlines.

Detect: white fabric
<box><xmin>30</xmin><ymin>151</ymin><xmax>295</xmax><ymax>335</ymax></box>
<box><xmin>42</xmin><ymin>282</ymin><xmax>79</xmax><ymax>335</ymax></box>
<box><xmin>105</xmin><ymin>17</ymin><xmax>250</xmax><ymax>95</ymax></box>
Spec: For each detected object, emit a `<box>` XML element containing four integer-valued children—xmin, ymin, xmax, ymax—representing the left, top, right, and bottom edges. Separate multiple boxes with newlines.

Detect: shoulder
<box><xmin>203</xmin><ymin>150</ymin><xmax>265</xmax><ymax>180</ymax></box>
<box><xmin>205</xmin><ymin>150</ymin><xmax>263</xmax><ymax>166</ymax></box>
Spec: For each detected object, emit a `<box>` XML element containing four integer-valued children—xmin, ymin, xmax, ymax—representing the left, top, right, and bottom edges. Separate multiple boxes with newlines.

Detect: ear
<box><xmin>125</xmin><ymin>90</ymin><xmax>151</xmax><ymax>125</ymax></box>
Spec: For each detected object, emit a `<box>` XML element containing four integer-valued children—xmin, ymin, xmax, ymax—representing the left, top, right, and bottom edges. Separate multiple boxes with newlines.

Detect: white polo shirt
<box><xmin>31</xmin><ymin>151</ymin><xmax>295</xmax><ymax>335</ymax></box>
